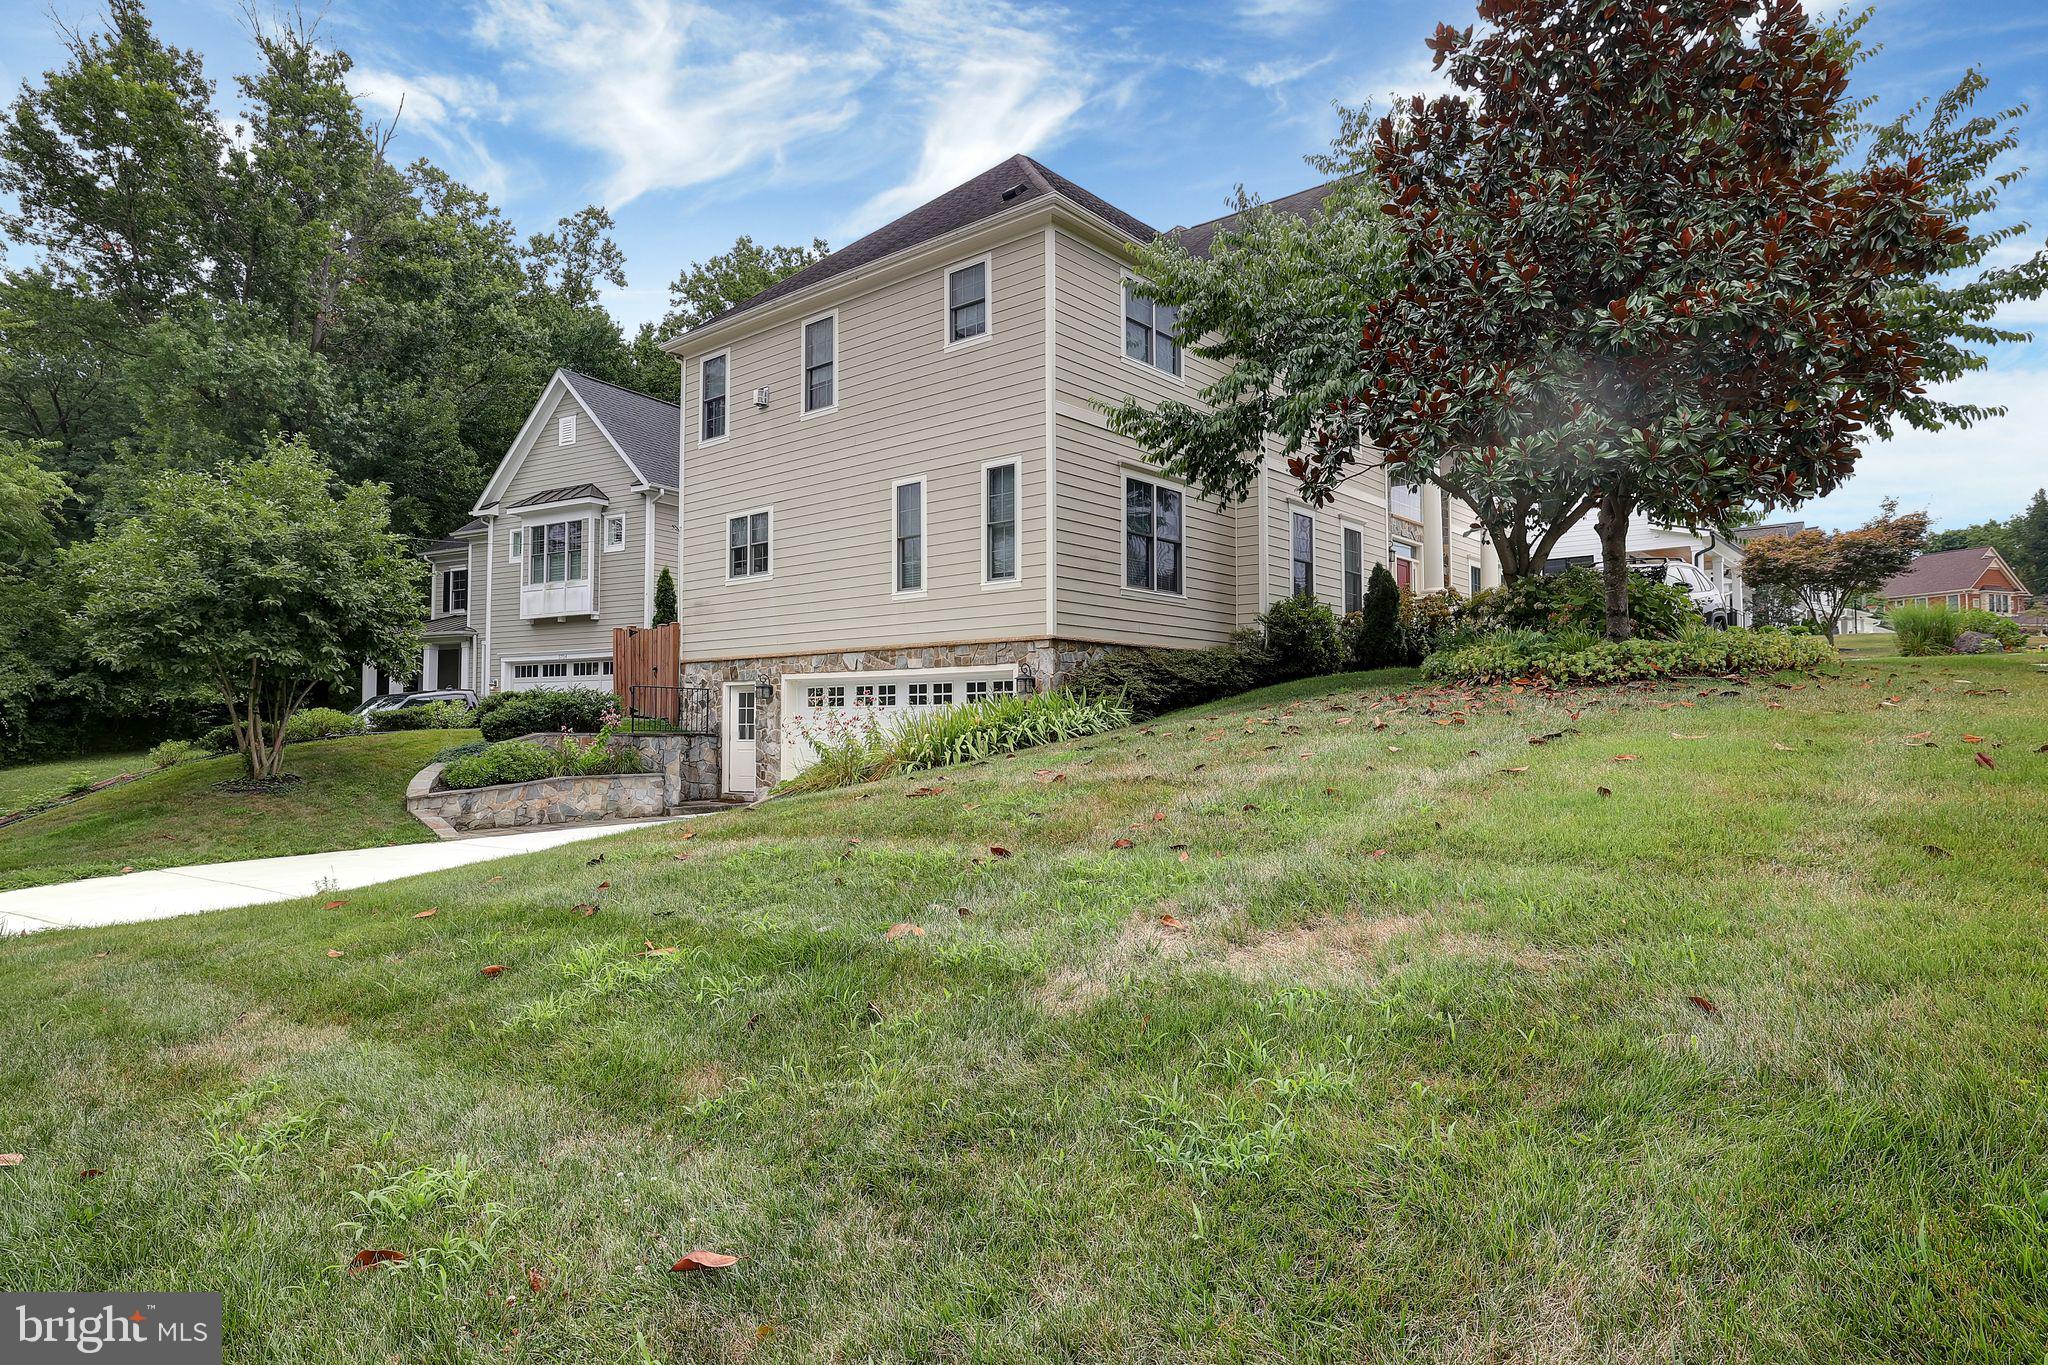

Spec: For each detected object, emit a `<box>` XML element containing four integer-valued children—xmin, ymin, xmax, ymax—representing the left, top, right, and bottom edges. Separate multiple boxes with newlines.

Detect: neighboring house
<box><xmin>661</xmin><ymin>155</ymin><xmax>1492</xmax><ymax>795</ymax></box>
<box><xmin>1880</xmin><ymin>545</ymin><xmax>2034</xmax><ymax>617</ymax></box>
<box><xmin>363</xmin><ymin>370</ymin><xmax>681</xmax><ymax>702</ymax></box>
<box><xmin>1542</xmin><ymin>512</ymin><xmax>1753</xmax><ymax>624</ymax></box>
<box><xmin>386</xmin><ymin>155</ymin><xmax>1494</xmax><ymax>792</ymax></box>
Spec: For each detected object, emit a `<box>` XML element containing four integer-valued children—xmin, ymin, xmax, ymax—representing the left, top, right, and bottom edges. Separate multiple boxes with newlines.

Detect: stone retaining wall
<box><xmin>406</xmin><ymin>763</ymin><xmax>668</xmax><ymax>836</ymax></box>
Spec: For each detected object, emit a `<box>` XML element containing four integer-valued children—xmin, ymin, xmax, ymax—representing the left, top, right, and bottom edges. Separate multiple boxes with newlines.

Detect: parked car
<box><xmin>351</xmin><ymin>688</ymin><xmax>478</xmax><ymax>718</ymax></box>
<box><xmin>1627</xmin><ymin>558</ymin><xmax>1732</xmax><ymax>628</ymax></box>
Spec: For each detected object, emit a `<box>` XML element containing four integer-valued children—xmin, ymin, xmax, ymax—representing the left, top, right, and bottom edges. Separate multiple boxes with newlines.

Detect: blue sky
<box><xmin>4</xmin><ymin>0</ymin><xmax>2044</xmax><ymax>531</ymax></box>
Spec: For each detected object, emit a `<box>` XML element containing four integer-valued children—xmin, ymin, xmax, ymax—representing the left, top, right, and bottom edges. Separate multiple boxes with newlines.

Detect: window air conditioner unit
<box><xmin>753</xmin><ymin>387</ymin><xmax>771</xmax><ymax>408</ymax></box>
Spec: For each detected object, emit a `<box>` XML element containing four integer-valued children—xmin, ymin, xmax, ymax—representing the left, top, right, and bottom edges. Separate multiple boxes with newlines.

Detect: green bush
<box><xmin>1422</xmin><ymin>626</ymin><xmax>1835</xmax><ymax>685</ymax></box>
<box><xmin>1398</xmin><ymin>588</ymin><xmax>1463</xmax><ymax>660</ymax></box>
<box><xmin>1069</xmin><ymin>642</ymin><xmax>1256</xmax><ymax>720</ymax></box>
<box><xmin>477</xmin><ymin>688</ymin><xmax>616</xmax><ymax>742</ymax></box>
<box><xmin>1260</xmin><ymin>594</ymin><xmax>1340</xmax><ymax>679</ymax></box>
<box><xmin>148</xmin><ymin>738</ymin><xmax>206</xmax><ymax>768</ymax></box>
<box><xmin>432</xmin><ymin>740</ymin><xmax>489</xmax><ymax>765</ymax></box>
<box><xmin>1955</xmin><ymin>608</ymin><xmax>2027</xmax><ymax>651</ymax></box>
<box><xmin>441</xmin><ymin>740</ymin><xmax>557</xmax><ymax>789</ymax></box>
<box><xmin>1346</xmin><ymin>563</ymin><xmax>1406</xmax><ymax>668</ymax></box>
<box><xmin>780</xmin><ymin>690</ymin><xmax>1132</xmax><ymax>794</ymax></box>
<box><xmin>369</xmin><ymin>700</ymin><xmax>475</xmax><ymax>731</ymax></box>
<box><xmin>1889</xmin><ymin>603</ymin><xmax>1959</xmax><ymax>656</ymax></box>
<box><xmin>1464</xmin><ymin>567</ymin><xmax>1699</xmax><ymax>640</ymax></box>
<box><xmin>283</xmin><ymin>707</ymin><xmax>366</xmax><ymax>743</ymax></box>
<box><xmin>198</xmin><ymin>723</ymin><xmax>238</xmax><ymax>754</ymax></box>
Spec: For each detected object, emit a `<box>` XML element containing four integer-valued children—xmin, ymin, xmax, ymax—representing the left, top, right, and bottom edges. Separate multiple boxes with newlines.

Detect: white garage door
<box><xmin>779</xmin><ymin>667</ymin><xmax>1019</xmax><ymax>781</ymax></box>
<box><xmin>504</xmin><ymin>658</ymin><xmax>614</xmax><ymax>692</ymax></box>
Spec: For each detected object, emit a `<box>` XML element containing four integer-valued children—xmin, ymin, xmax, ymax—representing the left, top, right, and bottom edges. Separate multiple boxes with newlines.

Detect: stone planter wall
<box><xmin>619</xmin><ymin>732</ymin><xmax>720</xmax><ymax>806</ymax></box>
<box><xmin>406</xmin><ymin>764</ymin><xmax>668</xmax><ymax>837</ymax></box>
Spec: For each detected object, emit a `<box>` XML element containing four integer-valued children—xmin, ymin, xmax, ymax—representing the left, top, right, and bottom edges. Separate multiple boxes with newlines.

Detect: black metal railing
<box><xmin>624</xmin><ymin>683</ymin><xmax>716</xmax><ymax>736</ymax></box>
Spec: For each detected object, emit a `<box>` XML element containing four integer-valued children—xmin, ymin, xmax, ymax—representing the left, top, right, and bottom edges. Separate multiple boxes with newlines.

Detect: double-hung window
<box><xmin>441</xmin><ymin>567</ymin><xmax>469</xmax><ymax>614</ymax></box>
<box><xmin>728</xmin><ymin>511</ymin><xmax>770</xmax><ymax>579</ymax></box>
<box><xmin>894</xmin><ymin>479</ymin><xmax>925</xmax><ymax>593</ymax></box>
<box><xmin>1291</xmin><ymin>512</ymin><xmax>1314</xmax><ymax>597</ymax></box>
<box><xmin>947</xmin><ymin>260</ymin><xmax>988</xmax><ymax>343</ymax></box>
<box><xmin>1125</xmin><ymin>476</ymin><xmax>1183</xmax><ymax>594</ymax></box>
<box><xmin>700</xmin><ymin>354</ymin><xmax>727</xmax><ymax>442</ymax></box>
<box><xmin>984</xmin><ymin>462</ymin><xmax>1018</xmax><ymax>583</ymax></box>
<box><xmin>526</xmin><ymin>519</ymin><xmax>586</xmax><ymax>586</ymax></box>
<box><xmin>1342</xmin><ymin>526</ymin><xmax>1364</xmax><ymax>614</ymax></box>
<box><xmin>803</xmin><ymin>315</ymin><xmax>836</xmax><ymax>413</ymax></box>
<box><xmin>1123</xmin><ymin>281</ymin><xmax>1180</xmax><ymax>377</ymax></box>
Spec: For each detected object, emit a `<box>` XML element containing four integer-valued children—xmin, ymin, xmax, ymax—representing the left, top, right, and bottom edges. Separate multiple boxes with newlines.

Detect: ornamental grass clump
<box><xmin>779</xmin><ymin>689</ymin><xmax>1131</xmax><ymax>794</ymax></box>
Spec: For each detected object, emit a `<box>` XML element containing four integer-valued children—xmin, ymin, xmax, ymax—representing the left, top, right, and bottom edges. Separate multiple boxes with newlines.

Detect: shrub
<box><xmin>653</xmin><ymin>569</ymin><xmax>678</xmax><ymax>627</ymax></box>
<box><xmin>1422</xmin><ymin>626</ymin><xmax>1834</xmax><ymax>685</ymax></box>
<box><xmin>198</xmin><ymin>723</ymin><xmax>239</xmax><ymax>754</ymax></box>
<box><xmin>431</xmin><ymin>740</ymin><xmax>489</xmax><ymax>765</ymax></box>
<box><xmin>780</xmin><ymin>690</ymin><xmax>1132</xmax><ymax>794</ymax></box>
<box><xmin>441</xmin><ymin>740</ymin><xmax>557</xmax><ymax>790</ymax></box>
<box><xmin>477</xmin><ymin>688</ymin><xmax>615</xmax><ymax>742</ymax></box>
<box><xmin>1259</xmin><ymin>594</ymin><xmax>1340</xmax><ymax>679</ymax></box>
<box><xmin>283</xmin><ymin>708</ymin><xmax>366</xmax><ymax>743</ymax></box>
<box><xmin>148</xmin><ymin>738</ymin><xmax>206</xmax><ymax>768</ymax></box>
<box><xmin>1069</xmin><ymin>642</ymin><xmax>1256</xmax><ymax>720</ymax></box>
<box><xmin>1463</xmin><ymin>567</ymin><xmax>1698</xmax><ymax>640</ymax></box>
<box><xmin>1398</xmin><ymin>589</ymin><xmax>1463</xmax><ymax>660</ymax></box>
<box><xmin>369</xmin><ymin>700</ymin><xmax>476</xmax><ymax>731</ymax></box>
<box><xmin>1955</xmin><ymin>608</ymin><xmax>2027</xmax><ymax>651</ymax></box>
<box><xmin>1347</xmin><ymin>564</ymin><xmax>1406</xmax><ymax>668</ymax></box>
<box><xmin>1889</xmin><ymin>603</ymin><xmax>1959</xmax><ymax>656</ymax></box>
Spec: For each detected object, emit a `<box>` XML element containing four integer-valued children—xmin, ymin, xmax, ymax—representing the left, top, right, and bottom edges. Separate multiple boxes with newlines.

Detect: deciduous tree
<box><xmin>660</xmin><ymin>236</ymin><xmax>829</xmax><ymax>336</ymax></box>
<box><xmin>1740</xmin><ymin>500</ymin><xmax>1929</xmax><ymax>641</ymax></box>
<box><xmin>72</xmin><ymin>440</ymin><xmax>422</xmax><ymax>779</ymax></box>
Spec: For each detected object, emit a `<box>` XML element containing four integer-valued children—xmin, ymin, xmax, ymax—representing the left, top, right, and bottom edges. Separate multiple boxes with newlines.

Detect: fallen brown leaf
<box><xmin>884</xmin><ymin>922</ymin><xmax>925</xmax><ymax>940</ymax></box>
<box><xmin>78</xmin><ymin>1167</ymin><xmax>102</xmax><ymax>1180</ymax></box>
<box><xmin>1500</xmin><ymin>766</ymin><xmax>1529</xmax><ymax>774</ymax></box>
<box><xmin>670</xmin><ymin>1251</ymin><xmax>740</xmax><ymax>1273</ymax></box>
<box><xmin>347</xmin><ymin>1249</ymin><xmax>406</xmax><ymax>1273</ymax></box>
<box><xmin>1111</xmin><ymin>837</ymin><xmax>1135</xmax><ymax>850</ymax></box>
<box><xmin>480</xmin><ymin>964</ymin><xmax>504</xmax><ymax>977</ymax></box>
<box><xmin>988</xmin><ymin>846</ymin><xmax>1011</xmax><ymax>859</ymax></box>
<box><xmin>412</xmin><ymin>908</ymin><xmax>437</xmax><ymax>919</ymax></box>
<box><xmin>0</xmin><ymin>1153</ymin><xmax>23</xmax><ymax>1167</ymax></box>
<box><xmin>1976</xmin><ymin>751</ymin><xmax>1996</xmax><ymax>769</ymax></box>
<box><xmin>526</xmin><ymin>1266</ymin><xmax>546</xmax><ymax>1294</ymax></box>
<box><xmin>1157</xmin><ymin>914</ymin><xmax>1187</xmax><ymax>931</ymax></box>
<box><xmin>326</xmin><ymin>949</ymin><xmax>344</xmax><ymax>958</ymax></box>
<box><xmin>1597</xmin><ymin>786</ymin><xmax>1613</xmax><ymax>797</ymax></box>
<box><xmin>322</xmin><ymin>900</ymin><xmax>348</xmax><ymax>910</ymax></box>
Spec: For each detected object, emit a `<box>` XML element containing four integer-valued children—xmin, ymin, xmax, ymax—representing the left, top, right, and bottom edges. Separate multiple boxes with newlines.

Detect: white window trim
<box><xmin>602</xmin><ymin>513</ymin><xmax>627</xmax><ymax>553</ymax></box>
<box><xmin>891</xmin><ymin>475</ymin><xmax>928</xmax><ymax>599</ymax></box>
<box><xmin>1121</xmin><ymin>468</ymin><xmax>1187</xmax><ymax>599</ymax></box>
<box><xmin>508</xmin><ymin>527</ymin><xmax>522</xmax><ymax>564</ymax></box>
<box><xmin>942</xmin><ymin>252</ymin><xmax>994</xmax><ymax>352</ymax></box>
<box><xmin>557</xmin><ymin>413</ymin><xmax>576</xmax><ymax>446</ymax></box>
<box><xmin>980</xmin><ymin>457</ymin><xmax>1022</xmax><ymax>590</ymax></box>
<box><xmin>724</xmin><ymin>505</ymin><xmax>774</xmax><ymax>585</ymax></box>
<box><xmin>799</xmin><ymin>309</ymin><xmax>839</xmax><ymax>420</ymax></box>
<box><xmin>520</xmin><ymin>515</ymin><xmax>594</xmax><ymax>589</ymax></box>
<box><xmin>697</xmin><ymin>350</ymin><xmax>730</xmax><ymax>447</ymax></box>
<box><xmin>1289</xmin><ymin>508</ymin><xmax>1316</xmax><ymax>598</ymax></box>
<box><xmin>1340</xmin><ymin>519</ymin><xmax>1367</xmax><ymax>615</ymax></box>
<box><xmin>1118</xmin><ymin>271</ymin><xmax>1185</xmax><ymax>387</ymax></box>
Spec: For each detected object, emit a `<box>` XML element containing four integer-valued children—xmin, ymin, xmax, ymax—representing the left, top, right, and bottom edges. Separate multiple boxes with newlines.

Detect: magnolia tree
<box><xmin>1109</xmin><ymin>0</ymin><xmax>2041</xmax><ymax>641</ymax></box>
<box><xmin>73</xmin><ymin>440</ymin><xmax>423</xmax><ymax>779</ymax></box>
<box><xmin>1741</xmin><ymin>501</ymin><xmax>1929</xmax><ymax>642</ymax></box>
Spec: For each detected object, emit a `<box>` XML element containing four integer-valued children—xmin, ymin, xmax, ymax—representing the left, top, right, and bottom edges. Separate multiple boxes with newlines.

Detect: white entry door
<box><xmin>723</xmin><ymin>684</ymin><xmax>758</xmax><ymax>796</ymax></box>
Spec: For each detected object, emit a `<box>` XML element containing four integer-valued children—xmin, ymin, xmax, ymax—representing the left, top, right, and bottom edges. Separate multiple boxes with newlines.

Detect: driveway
<box><xmin>0</xmin><ymin>818</ymin><xmax>684</xmax><ymax>935</ymax></box>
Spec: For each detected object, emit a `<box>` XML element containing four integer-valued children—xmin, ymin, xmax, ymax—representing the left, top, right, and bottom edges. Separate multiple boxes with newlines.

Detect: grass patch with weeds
<box><xmin>2</xmin><ymin>658</ymin><xmax>2046</xmax><ymax>1359</ymax></box>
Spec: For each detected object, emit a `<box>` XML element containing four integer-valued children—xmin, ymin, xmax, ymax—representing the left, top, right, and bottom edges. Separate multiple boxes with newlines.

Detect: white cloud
<box><xmin>348</xmin><ymin>65</ymin><xmax>515</xmax><ymax>197</ymax></box>
<box><xmin>468</xmin><ymin>0</ymin><xmax>881</xmax><ymax>207</ymax></box>
<box><xmin>1236</xmin><ymin>0</ymin><xmax>1333</xmax><ymax>30</ymax></box>
<box><xmin>836</xmin><ymin>0</ymin><xmax>1092</xmax><ymax>238</ymax></box>
<box><xmin>1798</xmin><ymin>364</ymin><xmax>2048</xmax><ymax>530</ymax></box>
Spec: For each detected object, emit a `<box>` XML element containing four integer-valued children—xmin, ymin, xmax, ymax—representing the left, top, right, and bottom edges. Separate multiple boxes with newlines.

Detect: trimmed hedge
<box><xmin>1422</xmin><ymin>627</ymin><xmax>1835</xmax><ymax>685</ymax></box>
<box><xmin>477</xmin><ymin>688</ymin><xmax>615</xmax><ymax>742</ymax></box>
<box><xmin>1067</xmin><ymin>641</ymin><xmax>1258</xmax><ymax>720</ymax></box>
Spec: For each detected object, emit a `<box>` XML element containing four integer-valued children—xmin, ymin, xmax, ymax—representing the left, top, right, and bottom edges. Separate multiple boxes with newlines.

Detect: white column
<box><xmin>1421</xmin><ymin>488</ymin><xmax>1447</xmax><ymax>592</ymax></box>
<box><xmin>1480</xmin><ymin>535</ymin><xmax>1501</xmax><ymax>590</ymax></box>
<box><xmin>359</xmin><ymin>663</ymin><xmax>377</xmax><ymax>703</ymax></box>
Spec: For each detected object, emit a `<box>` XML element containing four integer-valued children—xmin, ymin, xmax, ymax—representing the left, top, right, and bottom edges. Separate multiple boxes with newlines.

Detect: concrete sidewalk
<box><xmin>0</xmin><ymin>818</ymin><xmax>685</xmax><ymax>936</ymax></box>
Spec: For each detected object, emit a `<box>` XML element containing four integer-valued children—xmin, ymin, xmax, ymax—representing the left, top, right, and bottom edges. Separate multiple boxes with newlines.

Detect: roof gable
<box><xmin>470</xmin><ymin>370</ymin><xmax>679</xmax><ymax>516</ymax></box>
<box><xmin>1882</xmin><ymin>545</ymin><xmax>2032</xmax><ymax>598</ymax></box>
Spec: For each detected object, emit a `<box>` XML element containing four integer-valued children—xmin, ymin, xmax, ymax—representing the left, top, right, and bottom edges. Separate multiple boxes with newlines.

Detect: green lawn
<box><xmin>2</xmin><ymin>659</ymin><xmax>2046</xmax><ymax>1360</ymax></box>
<box><xmin>0</xmin><ymin>730</ymin><xmax>474</xmax><ymax>890</ymax></box>
<box><xmin>1835</xmin><ymin>630</ymin><xmax>1900</xmax><ymax>657</ymax></box>
<box><xmin>0</xmin><ymin>749</ymin><xmax>151</xmax><ymax>817</ymax></box>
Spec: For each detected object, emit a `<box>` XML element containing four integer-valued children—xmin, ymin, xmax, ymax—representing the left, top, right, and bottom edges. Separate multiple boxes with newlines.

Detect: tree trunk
<box><xmin>1596</xmin><ymin>495</ymin><xmax>1634</xmax><ymax>642</ymax></box>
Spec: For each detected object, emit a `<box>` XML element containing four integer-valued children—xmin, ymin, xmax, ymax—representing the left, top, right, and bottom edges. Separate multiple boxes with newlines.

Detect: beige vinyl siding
<box><xmin>1051</xmin><ymin>231</ymin><xmax>1243</xmax><ymax>648</ymax></box>
<box><xmin>484</xmin><ymin>389</ymin><xmax>658</xmax><ymax>688</ymax></box>
<box><xmin>675</xmin><ymin>232</ymin><xmax>1048</xmax><ymax>660</ymax></box>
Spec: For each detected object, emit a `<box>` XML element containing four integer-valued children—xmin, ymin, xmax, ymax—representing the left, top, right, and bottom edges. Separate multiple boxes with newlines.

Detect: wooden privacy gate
<box><xmin>614</xmin><ymin>623</ymin><xmax>680</xmax><ymax>718</ymax></box>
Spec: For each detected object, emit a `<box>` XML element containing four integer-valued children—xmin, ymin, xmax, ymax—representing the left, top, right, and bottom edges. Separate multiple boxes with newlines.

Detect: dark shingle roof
<box><xmin>423</xmin><ymin>613</ymin><xmax>472</xmax><ymax>637</ymax></box>
<box><xmin>1738</xmin><ymin>520</ymin><xmax>1808</xmax><ymax>542</ymax></box>
<box><xmin>507</xmin><ymin>482</ymin><xmax>608</xmax><ymax>511</ymax></box>
<box><xmin>422</xmin><ymin>537</ymin><xmax>467</xmax><ymax>555</ymax></box>
<box><xmin>1169</xmin><ymin>179</ymin><xmax>1351</xmax><ymax>259</ymax></box>
<box><xmin>685</xmin><ymin>155</ymin><xmax>1158</xmax><ymax>335</ymax></box>
<box><xmin>1882</xmin><ymin>546</ymin><xmax>2028</xmax><ymax>598</ymax></box>
<box><xmin>560</xmin><ymin>372</ymin><xmax>680</xmax><ymax>489</ymax></box>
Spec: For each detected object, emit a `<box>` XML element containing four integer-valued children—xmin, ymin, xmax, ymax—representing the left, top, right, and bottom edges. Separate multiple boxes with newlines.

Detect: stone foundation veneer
<box><xmin>682</xmin><ymin>637</ymin><xmax>1128</xmax><ymax>795</ymax></box>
